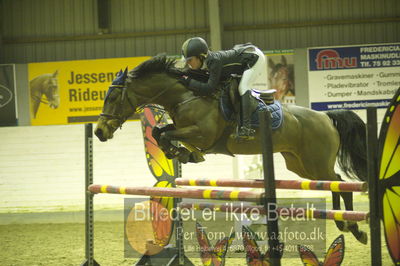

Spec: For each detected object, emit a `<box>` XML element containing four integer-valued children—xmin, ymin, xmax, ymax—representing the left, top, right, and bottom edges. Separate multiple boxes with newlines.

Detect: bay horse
<box><xmin>94</xmin><ymin>56</ymin><xmax>368</xmax><ymax>244</ymax></box>
<box><xmin>29</xmin><ymin>70</ymin><xmax>60</xmax><ymax>118</ymax></box>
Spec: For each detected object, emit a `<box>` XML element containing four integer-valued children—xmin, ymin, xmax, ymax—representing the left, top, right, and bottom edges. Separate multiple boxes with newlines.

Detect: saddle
<box><xmin>220</xmin><ymin>77</ymin><xmax>283</xmax><ymax>130</ymax></box>
<box><xmin>168</xmin><ymin>67</ymin><xmax>283</xmax><ymax>129</ymax></box>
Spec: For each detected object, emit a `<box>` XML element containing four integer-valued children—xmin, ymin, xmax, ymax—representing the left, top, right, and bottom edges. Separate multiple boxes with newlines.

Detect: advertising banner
<box><xmin>0</xmin><ymin>65</ymin><xmax>17</xmax><ymax>126</ymax></box>
<box><xmin>266</xmin><ymin>49</ymin><xmax>295</xmax><ymax>104</ymax></box>
<box><xmin>28</xmin><ymin>56</ymin><xmax>150</xmax><ymax>125</ymax></box>
<box><xmin>308</xmin><ymin>43</ymin><xmax>400</xmax><ymax>111</ymax></box>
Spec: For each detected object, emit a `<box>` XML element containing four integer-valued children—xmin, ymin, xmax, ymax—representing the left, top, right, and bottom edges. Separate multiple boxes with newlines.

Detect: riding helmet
<box><xmin>181</xmin><ymin>37</ymin><xmax>209</xmax><ymax>60</ymax></box>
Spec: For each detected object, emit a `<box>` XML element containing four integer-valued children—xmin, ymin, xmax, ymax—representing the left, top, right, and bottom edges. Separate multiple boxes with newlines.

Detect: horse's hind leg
<box><xmin>332</xmin><ymin>191</ymin><xmax>349</xmax><ymax>232</ymax></box>
<box><xmin>340</xmin><ymin>191</ymin><xmax>368</xmax><ymax>244</ymax></box>
<box><xmin>282</xmin><ymin>152</ymin><xmax>349</xmax><ymax>232</ymax></box>
<box><xmin>332</xmin><ymin>176</ymin><xmax>367</xmax><ymax>245</ymax></box>
<box><xmin>282</xmin><ymin>149</ymin><xmax>368</xmax><ymax>244</ymax></box>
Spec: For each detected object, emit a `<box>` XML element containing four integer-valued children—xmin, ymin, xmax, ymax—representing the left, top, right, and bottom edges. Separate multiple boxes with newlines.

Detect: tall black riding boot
<box><xmin>237</xmin><ymin>90</ymin><xmax>256</xmax><ymax>140</ymax></box>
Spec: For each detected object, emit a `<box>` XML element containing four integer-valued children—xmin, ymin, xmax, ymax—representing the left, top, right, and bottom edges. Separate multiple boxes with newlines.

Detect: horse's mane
<box><xmin>128</xmin><ymin>55</ymin><xmax>177</xmax><ymax>79</ymax></box>
<box><xmin>126</xmin><ymin>54</ymin><xmax>210</xmax><ymax>85</ymax></box>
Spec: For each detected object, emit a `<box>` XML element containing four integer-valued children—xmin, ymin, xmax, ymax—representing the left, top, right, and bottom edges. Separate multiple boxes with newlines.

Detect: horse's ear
<box><xmin>268</xmin><ymin>58</ymin><xmax>275</xmax><ymax>69</ymax></box>
<box><xmin>281</xmin><ymin>55</ymin><xmax>287</xmax><ymax>66</ymax></box>
<box><xmin>123</xmin><ymin>67</ymin><xmax>128</xmax><ymax>78</ymax></box>
<box><xmin>117</xmin><ymin>69</ymin><xmax>123</xmax><ymax>77</ymax></box>
<box><xmin>53</xmin><ymin>70</ymin><xmax>59</xmax><ymax>77</ymax></box>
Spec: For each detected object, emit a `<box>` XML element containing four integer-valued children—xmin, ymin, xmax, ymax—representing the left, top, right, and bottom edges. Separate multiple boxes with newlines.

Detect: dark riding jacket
<box><xmin>187</xmin><ymin>44</ymin><xmax>258</xmax><ymax>96</ymax></box>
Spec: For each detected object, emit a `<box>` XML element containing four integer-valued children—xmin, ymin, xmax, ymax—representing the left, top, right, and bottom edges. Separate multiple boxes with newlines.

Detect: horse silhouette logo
<box><xmin>0</xmin><ymin>84</ymin><xmax>13</xmax><ymax>108</ymax></box>
<box><xmin>29</xmin><ymin>70</ymin><xmax>60</xmax><ymax>118</ymax></box>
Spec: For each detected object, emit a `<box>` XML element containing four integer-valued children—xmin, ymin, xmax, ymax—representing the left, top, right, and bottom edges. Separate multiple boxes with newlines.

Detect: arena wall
<box><xmin>1</xmin><ymin>0</ymin><xmax>399</xmax><ymax>63</ymax></box>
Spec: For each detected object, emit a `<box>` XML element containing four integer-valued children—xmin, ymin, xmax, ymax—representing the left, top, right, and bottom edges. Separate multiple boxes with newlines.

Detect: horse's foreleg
<box><xmin>152</xmin><ymin>124</ymin><xmax>182</xmax><ymax>159</ymax></box>
<box><xmin>152</xmin><ymin>124</ymin><xmax>176</xmax><ymax>145</ymax></box>
<box><xmin>159</xmin><ymin>125</ymin><xmax>206</xmax><ymax>164</ymax></box>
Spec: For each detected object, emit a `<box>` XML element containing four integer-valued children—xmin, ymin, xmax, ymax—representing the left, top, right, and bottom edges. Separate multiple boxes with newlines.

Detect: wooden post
<box><xmin>82</xmin><ymin>123</ymin><xmax>99</xmax><ymax>266</ymax></box>
<box><xmin>259</xmin><ymin>110</ymin><xmax>281</xmax><ymax>266</ymax></box>
<box><xmin>366</xmin><ymin>107</ymin><xmax>381</xmax><ymax>266</ymax></box>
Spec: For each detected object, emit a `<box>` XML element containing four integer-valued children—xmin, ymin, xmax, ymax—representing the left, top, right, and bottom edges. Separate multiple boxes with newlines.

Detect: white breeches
<box><xmin>238</xmin><ymin>47</ymin><xmax>268</xmax><ymax>96</ymax></box>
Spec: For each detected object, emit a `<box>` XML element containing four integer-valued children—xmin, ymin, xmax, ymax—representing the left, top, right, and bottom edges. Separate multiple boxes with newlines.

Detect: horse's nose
<box><xmin>94</xmin><ymin>128</ymin><xmax>107</xmax><ymax>142</ymax></box>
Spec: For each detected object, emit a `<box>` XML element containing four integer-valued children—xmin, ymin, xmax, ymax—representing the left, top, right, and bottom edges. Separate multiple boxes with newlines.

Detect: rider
<box><xmin>180</xmin><ymin>37</ymin><xmax>269</xmax><ymax>140</ymax></box>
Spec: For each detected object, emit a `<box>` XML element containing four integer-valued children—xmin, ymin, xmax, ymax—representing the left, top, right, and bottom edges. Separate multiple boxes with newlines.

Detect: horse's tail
<box><xmin>326</xmin><ymin>110</ymin><xmax>367</xmax><ymax>182</ymax></box>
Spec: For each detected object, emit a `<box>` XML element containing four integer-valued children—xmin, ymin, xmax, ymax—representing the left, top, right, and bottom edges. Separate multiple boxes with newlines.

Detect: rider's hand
<box><xmin>178</xmin><ymin>75</ymin><xmax>191</xmax><ymax>87</ymax></box>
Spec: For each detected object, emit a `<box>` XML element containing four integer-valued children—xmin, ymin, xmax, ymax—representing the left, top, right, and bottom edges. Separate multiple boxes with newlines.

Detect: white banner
<box><xmin>308</xmin><ymin>43</ymin><xmax>400</xmax><ymax>110</ymax></box>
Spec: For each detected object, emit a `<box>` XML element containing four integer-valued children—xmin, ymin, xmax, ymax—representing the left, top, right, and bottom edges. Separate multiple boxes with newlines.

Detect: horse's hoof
<box><xmin>151</xmin><ymin>126</ymin><xmax>162</xmax><ymax>144</ymax></box>
<box><xmin>357</xmin><ymin>231</ymin><xmax>368</xmax><ymax>245</ymax></box>
<box><xmin>177</xmin><ymin>148</ymin><xmax>191</xmax><ymax>164</ymax></box>
<box><xmin>189</xmin><ymin>152</ymin><xmax>205</xmax><ymax>163</ymax></box>
<box><xmin>164</xmin><ymin>152</ymin><xmax>176</xmax><ymax>159</ymax></box>
<box><xmin>178</xmin><ymin>156</ymin><xmax>189</xmax><ymax>164</ymax></box>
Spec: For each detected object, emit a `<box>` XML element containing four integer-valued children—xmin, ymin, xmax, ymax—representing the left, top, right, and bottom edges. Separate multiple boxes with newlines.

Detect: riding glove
<box><xmin>178</xmin><ymin>76</ymin><xmax>191</xmax><ymax>87</ymax></box>
<box><xmin>178</xmin><ymin>76</ymin><xmax>204</xmax><ymax>96</ymax></box>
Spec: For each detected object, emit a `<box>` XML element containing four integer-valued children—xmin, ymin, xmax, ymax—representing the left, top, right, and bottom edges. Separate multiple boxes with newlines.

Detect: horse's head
<box><xmin>43</xmin><ymin>70</ymin><xmax>60</xmax><ymax>108</ymax></box>
<box><xmin>95</xmin><ymin>55</ymin><xmax>185</xmax><ymax>142</ymax></box>
<box><xmin>95</xmin><ymin>68</ymin><xmax>139</xmax><ymax>142</ymax></box>
<box><xmin>268</xmin><ymin>56</ymin><xmax>293</xmax><ymax>100</ymax></box>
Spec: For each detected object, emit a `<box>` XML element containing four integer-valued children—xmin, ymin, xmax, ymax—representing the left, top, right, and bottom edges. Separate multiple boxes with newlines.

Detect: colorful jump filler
<box><xmin>195</xmin><ymin>221</ymin><xmax>235</xmax><ymax>266</ymax></box>
<box><xmin>135</xmin><ymin>107</ymin><xmax>185</xmax><ymax>265</ymax></box>
<box><xmin>242</xmin><ymin>225</ymin><xmax>284</xmax><ymax>265</ymax></box>
<box><xmin>139</xmin><ymin>106</ymin><xmax>179</xmax><ymax>182</ymax></box>
<box><xmin>378</xmin><ymin>87</ymin><xmax>400</xmax><ymax>265</ymax></box>
<box><xmin>298</xmin><ymin>234</ymin><xmax>345</xmax><ymax>266</ymax></box>
<box><xmin>149</xmin><ymin>181</ymin><xmax>175</xmax><ymax>246</ymax></box>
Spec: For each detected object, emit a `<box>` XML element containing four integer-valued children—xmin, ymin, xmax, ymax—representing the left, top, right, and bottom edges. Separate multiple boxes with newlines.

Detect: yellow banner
<box><xmin>28</xmin><ymin>56</ymin><xmax>150</xmax><ymax>125</ymax></box>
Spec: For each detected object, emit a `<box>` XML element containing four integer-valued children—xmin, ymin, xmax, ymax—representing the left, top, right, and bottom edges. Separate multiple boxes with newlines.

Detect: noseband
<box><xmin>99</xmin><ymin>84</ymin><xmax>136</xmax><ymax>126</ymax></box>
<box><xmin>100</xmin><ymin>81</ymin><xmax>178</xmax><ymax>126</ymax></box>
<box><xmin>31</xmin><ymin>84</ymin><xmax>59</xmax><ymax>104</ymax></box>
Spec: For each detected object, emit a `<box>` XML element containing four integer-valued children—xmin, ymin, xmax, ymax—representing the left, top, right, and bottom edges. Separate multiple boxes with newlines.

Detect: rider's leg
<box><xmin>237</xmin><ymin>47</ymin><xmax>268</xmax><ymax>140</ymax></box>
<box><xmin>237</xmin><ymin>90</ymin><xmax>256</xmax><ymax>140</ymax></box>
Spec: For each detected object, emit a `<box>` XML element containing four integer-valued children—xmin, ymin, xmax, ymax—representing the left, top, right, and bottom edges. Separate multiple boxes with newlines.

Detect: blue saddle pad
<box><xmin>220</xmin><ymin>96</ymin><xmax>283</xmax><ymax>130</ymax></box>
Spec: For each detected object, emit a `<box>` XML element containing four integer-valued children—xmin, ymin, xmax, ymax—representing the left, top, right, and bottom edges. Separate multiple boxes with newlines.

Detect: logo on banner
<box><xmin>29</xmin><ymin>70</ymin><xmax>60</xmax><ymax>119</ymax></box>
<box><xmin>0</xmin><ymin>84</ymin><xmax>13</xmax><ymax>108</ymax></box>
<box><xmin>315</xmin><ymin>49</ymin><xmax>357</xmax><ymax>70</ymax></box>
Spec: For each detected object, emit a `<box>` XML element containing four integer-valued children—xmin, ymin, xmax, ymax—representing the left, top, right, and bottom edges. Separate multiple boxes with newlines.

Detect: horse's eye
<box><xmin>109</xmin><ymin>91</ymin><xmax>121</xmax><ymax>102</ymax></box>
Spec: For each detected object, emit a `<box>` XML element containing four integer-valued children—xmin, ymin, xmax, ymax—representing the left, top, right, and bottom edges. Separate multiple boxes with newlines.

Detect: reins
<box><xmin>31</xmin><ymin>94</ymin><xmax>49</xmax><ymax>104</ymax></box>
<box><xmin>100</xmin><ymin>70</ymin><xmax>204</xmax><ymax>127</ymax></box>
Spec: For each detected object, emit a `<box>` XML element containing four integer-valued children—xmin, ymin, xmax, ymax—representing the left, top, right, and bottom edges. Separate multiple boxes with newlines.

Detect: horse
<box><xmin>268</xmin><ymin>55</ymin><xmax>295</xmax><ymax>103</ymax></box>
<box><xmin>29</xmin><ymin>70</ymin><xmax>60</xmax><ymax>118</ymax></box>
<box><xmin>94</xmin><ymin>55</ymin><xmax>368</xmax><ymax>244</ymax></box>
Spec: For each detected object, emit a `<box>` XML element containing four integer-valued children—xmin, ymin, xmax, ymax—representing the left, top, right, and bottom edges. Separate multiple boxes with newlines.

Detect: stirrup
<box><xmin>251</xmin><ymin>89</ymin><xmax>276</xmax><ymax>104</ymax></box>
<box><xmin>236</xmin><ymin>126</ymin><xmax>255</xmax><ymax>141</ymax></box>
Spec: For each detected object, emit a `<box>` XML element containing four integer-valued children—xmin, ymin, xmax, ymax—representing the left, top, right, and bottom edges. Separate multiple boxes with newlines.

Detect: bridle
<box><xmin>31</xmin><ymin>94</ymin><xmax>51</xmax><ymax>104</ymax></box>
<box><xmin>31</xmin><ymin>84</ymin><xmax>59</xmax><ymax>105</ymax></box>
<box><xmin>99</xmin><ymin>84</ymin><xmax>136</xmax><ymax>126</ymax></box>
<box><xmin>99</xmin><ymin>82</ymin><xmax>173</xmax><ymax>127</ymax></box>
